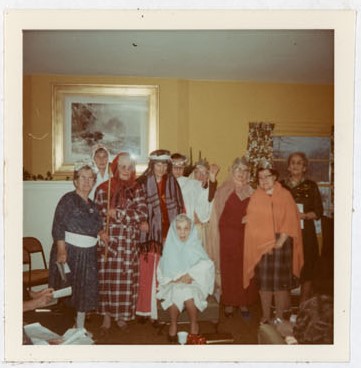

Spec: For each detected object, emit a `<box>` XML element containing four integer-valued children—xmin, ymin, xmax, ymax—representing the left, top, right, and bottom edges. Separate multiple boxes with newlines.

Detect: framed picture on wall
<box><xmin>52</xmin><ymin>83</ymin><xmax>159</xmax><ymax>177</ymax></box>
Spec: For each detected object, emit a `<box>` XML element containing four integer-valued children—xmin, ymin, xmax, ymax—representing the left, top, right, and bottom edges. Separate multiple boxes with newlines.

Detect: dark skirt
<box><xmin>256</xmin><ymin>236</ymin><xmax>294</xmax><ymax>291</ymax></box>
<box><xmin>300</xmin><ymin>222</ymin><xmax>320</xmax><ymax>282</ymax></box>
<box><xmin>48</xmin><ymin>242</ymin><xmax>99</xmax><ymax>312</ymax></box>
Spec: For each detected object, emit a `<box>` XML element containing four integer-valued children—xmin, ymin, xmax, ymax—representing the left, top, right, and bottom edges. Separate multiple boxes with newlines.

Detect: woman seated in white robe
<box><xmin>157</xmin><ymin>214</ymin><xmax>215</xmax><ymax>340</ymax></box>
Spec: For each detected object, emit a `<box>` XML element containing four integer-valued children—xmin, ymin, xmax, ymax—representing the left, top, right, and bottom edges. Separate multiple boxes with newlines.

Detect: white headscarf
<box><xmin>90</xmin><ymin>144</ymin><xmax>111</xmax><ymax>200</ymax></box>
<box><xmin>91</xmin><ymin>143</ymin><xmax>110</xmax><ymax>175</ymax></box>
<box><xmin>158</xmin><ymin>215</ymin><xmax>211</xmax><ymax>279</ymax></box>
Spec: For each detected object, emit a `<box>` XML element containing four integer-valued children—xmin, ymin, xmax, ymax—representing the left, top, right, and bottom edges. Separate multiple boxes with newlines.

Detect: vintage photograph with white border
<box><xmin>3</xmin><ymin>6</ymin><xmax>357</xmax><ymax>365</ymax></box>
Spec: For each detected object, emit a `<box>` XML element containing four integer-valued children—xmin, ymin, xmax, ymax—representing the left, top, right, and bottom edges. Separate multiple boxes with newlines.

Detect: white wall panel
<box><xmin>23</xmin><ymin>181</ymin><xmax>74</xmax><ymax>269</ymax></box>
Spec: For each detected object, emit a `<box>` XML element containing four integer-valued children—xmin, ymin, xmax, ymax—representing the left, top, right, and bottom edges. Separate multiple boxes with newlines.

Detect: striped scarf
<box><xmin>139</xmin><ymin>174</ymin><xmax>184</xmax><ymax>254</ymax></box>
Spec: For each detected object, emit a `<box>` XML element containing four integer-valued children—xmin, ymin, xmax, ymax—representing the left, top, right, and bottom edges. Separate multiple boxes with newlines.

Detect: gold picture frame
<box><xmin>52</xmin><ymin>83</ymin><xmax>159</xmax><ymax>177</ymax></box>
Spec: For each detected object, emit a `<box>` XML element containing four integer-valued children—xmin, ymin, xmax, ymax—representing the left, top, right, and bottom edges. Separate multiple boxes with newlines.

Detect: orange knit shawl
<box><xmin>243</xmin><ymin>182</ymin><xmax>304</xmax><ymax>288</ymax></box>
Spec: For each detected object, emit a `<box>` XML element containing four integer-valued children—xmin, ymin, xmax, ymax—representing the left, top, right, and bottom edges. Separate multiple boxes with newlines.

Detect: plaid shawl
<box><xmin>139</xmin><ymin>174</ymin><xmax>184</xmax><ymax>254</ymax></box>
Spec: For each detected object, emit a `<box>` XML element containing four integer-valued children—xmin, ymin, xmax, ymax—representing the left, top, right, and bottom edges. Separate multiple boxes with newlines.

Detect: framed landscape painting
<box><xmin>52</xmin><ymin>84</ymin><xmax>159</xmax><ymax>177</ymax></box>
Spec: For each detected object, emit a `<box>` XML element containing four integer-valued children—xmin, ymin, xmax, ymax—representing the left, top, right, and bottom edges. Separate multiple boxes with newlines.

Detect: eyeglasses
<box><xmin>78</xmin><ymin>175</ymin><xmax>95</xmax><ymax>182</ymax></box>
<box><xmin>258</xmin><ymin>174</ymin><xmax>274</xmax><ymax>181</ymax></box>
<box><xmin>234</xmin><ymin>168</ymin><xmax>249</xmax><ymax>173</ymax></box>
<box><xmin>195</xmin><ymin>169</ymin><xmax>208</xmax><ymax>175</ymax></box>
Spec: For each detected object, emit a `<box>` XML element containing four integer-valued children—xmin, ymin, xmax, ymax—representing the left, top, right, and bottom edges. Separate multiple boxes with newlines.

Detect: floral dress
<box><xmin>49</xmin><ymin>191</ymin><xmax>102</xmax><ymax>312</ymax></box>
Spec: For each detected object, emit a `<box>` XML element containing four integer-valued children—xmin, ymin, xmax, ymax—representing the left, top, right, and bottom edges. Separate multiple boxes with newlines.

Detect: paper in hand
<box><xmin>24</xmin><ymin>322</ymin><xmax>94</xmax><ymax>345</ymax></box>
<box><xmin>52</xmin><ymin>286</ymin><xmax>72</xmax><ymax>299</ymax></box>
<box><xmin>56</xmin><ymin>262</ymin><xmax>71</xmax><ymax>282</ymax></box>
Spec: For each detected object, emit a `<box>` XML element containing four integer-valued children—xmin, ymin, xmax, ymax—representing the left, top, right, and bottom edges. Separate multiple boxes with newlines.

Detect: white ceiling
<box><xmin>23</xmin><ymin>30</ymin><xmax>334</xmax><ymax>84</ymax></box>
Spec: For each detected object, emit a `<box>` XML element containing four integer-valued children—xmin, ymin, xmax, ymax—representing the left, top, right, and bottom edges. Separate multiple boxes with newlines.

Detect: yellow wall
<box><xmin>23</xmin><ymin>74</ymin><xmax>333</xmax><ymax>182</ymax></box>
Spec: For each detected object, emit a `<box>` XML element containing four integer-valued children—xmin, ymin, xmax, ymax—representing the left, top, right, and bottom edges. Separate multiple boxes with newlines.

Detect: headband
<box><xmin>171</xmin><ymin>158</ymin><xmax>188</xmax><ymax>167</ymax></box>
<box><xmin>149</xmin><ymin>154</ymin><xmax>171</xmax><ymax>161</ymax></box>
<box><xmin>194</xmin><ymin>158</ymin><xmax>210</xmax><ymax>169</ymax></box>
<box><xmin>74</xmin><ymin>159</ymin><xmax>96</xmax><ymax>172</ymax></box>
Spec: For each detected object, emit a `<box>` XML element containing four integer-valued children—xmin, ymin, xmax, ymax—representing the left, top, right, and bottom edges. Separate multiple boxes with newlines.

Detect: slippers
<box><xmin>84</xmin><ymin>329</ymin><xmax>93</xmax><ymax>339</ymax></box>
<box><xmin>224</xmin><ymin>306</ymin><xmax>234</xmax><ymax>318</ymax></box>
<box><xmin>116</xmin><ymin>320</ymin><xmax>129</xmax><ymax>331</ymax></box>
<box><xmin>224</xmin><ymin>311</ymin><xmax>233</xmax><ymax>318</ymax></box>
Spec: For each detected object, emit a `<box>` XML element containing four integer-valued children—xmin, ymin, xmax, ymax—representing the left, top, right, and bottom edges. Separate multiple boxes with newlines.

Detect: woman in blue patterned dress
<box><xmin>48</xmin><ymin>162</ymin><xmax>105</xmax><ymax>330</ymax></box>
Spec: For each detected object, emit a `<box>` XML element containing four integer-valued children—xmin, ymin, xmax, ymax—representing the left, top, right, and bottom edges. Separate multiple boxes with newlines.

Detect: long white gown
<box><xmin>176</xmin><ymin>176</ymin><xmax>213</xmax><ymax>223</ymax></box>
<box><xmin>156</xmin><ymin>217</ymin><xmax>215</xmax><ymax>312</ymax></box>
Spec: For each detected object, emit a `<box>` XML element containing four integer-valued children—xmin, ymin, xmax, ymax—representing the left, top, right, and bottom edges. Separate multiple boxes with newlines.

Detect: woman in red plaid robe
<box><xmin>95</xmin><ymin>152</ymin><xmax>147</xmax><ymax>332</ymax></box>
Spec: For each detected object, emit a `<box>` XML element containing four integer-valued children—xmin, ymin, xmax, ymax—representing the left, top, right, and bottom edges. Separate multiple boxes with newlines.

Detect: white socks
<box><xmin>76</xmin><ymin>312</ymin><xmax>86</xmax><ymax>329</ymax></box>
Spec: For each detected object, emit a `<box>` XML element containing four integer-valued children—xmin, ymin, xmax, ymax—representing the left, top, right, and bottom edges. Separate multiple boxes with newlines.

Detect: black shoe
<box><xmin>152</xmin><ymin>320</ymin><xmax>160</xmax><ymax>328</ymax></box>
<box><xmin>137</xmin><ymin>316</ymin><xmax>148</xmax><ymax>324</ymax></box>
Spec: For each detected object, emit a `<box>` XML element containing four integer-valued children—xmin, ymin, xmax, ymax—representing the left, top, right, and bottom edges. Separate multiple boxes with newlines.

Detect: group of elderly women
<box><xmin>48</xmin><ymin>144</ymin><xmax>323</xmax><ymax>340</ymax></box>
<box><xmin>208</xmin><ymin>152</ymin><xmax>322</xmax><ymax>325</ymax></box>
